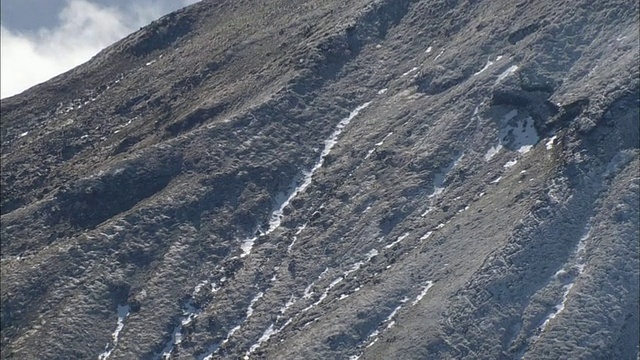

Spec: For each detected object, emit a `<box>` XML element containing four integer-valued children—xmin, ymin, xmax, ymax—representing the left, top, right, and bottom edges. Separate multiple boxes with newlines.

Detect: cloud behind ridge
<box><xmin>1</xmin><ymin>0</ymin><xmax>198</xmax><ymax>99</ymax></box>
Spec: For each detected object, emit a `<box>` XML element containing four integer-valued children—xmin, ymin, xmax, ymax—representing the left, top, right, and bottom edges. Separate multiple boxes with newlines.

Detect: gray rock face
<box><xmin>1</xmin><ymin>0</ymin><xmax>638</xmax><ymax>359</ymax></box>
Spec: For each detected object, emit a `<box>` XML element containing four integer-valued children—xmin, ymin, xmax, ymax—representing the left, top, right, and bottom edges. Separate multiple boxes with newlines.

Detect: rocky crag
<box><xmin>1</xmin><ymin>0</ymin><xmax>638</xmax><ymax>359</ymax></box>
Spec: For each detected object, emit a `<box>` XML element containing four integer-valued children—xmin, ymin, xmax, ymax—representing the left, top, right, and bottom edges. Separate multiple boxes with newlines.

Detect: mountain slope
<box><xmin>1</xmin><ymin>0</ymin><xmax>638</xmax><ymax>359</ymax></box>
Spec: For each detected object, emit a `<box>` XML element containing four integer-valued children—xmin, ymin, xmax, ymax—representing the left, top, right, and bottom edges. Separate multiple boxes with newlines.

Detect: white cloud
<box><xmin>0</xmin><ymin>0</ymin><xmax>199</xmax><ymax>99</ymax></box>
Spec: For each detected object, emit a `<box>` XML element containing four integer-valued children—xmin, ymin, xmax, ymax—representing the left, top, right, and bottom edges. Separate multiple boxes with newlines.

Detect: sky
<box><xmin>0</xmin><ymin>0</ymin><xmax>200</xmax><ymax>99</ymax></box>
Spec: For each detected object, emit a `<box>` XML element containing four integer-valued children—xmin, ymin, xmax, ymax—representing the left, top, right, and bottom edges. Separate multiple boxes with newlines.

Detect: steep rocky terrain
<box><xmin>1</xmin><ymin>0</ymin><xmax>638</xmax><ymax>359</ymax></box>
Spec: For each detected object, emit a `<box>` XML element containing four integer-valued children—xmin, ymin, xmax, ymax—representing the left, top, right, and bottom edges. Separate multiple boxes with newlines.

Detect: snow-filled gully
<box><xmin>244</xmin><ymin>247</ymin><xmax>383</xmax><ymax>357</ymax></box>
<box><xmin>156</xmin><ymin>267</ymin><xmax>224</xmax><ymax>359</ymax></box>
<box><xmin>199</xmin><ymin>292</ymin><xmax>264</xmax><ymax>360</ymax></box>
<box><xmin>98</xmin><ymin>305</ymin><xmax>130</xmax><ymax>360</ymax></box>
<box><xmin>158</xmin><ymin>301</ymin><xmax>200</xmax><ymax>359</ymax></box>
<box><xmin>347</xmin><ymin>281</ymin><xmax>436</xmax><ymax>359</ymax></box>
<box><xmin>515</xmin><ymin>226</ymin><xmax>593</xmax><ymax>357</ymax></box>
<box><xmin>537</xmin><ymin>229</ymin><xmax>590</xmax><ymax>334</ymax></box>
<box><xmin>241</xmin><ymin>101</ymin><xmax>372</xmax><ymax>257</ymax></box>
<box><xmin>195</xmin><ymin>102</ymin><xmax>374</xmax><ymax>357</ymax></box>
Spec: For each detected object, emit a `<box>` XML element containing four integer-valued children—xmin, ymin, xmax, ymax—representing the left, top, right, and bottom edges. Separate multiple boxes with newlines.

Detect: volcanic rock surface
<box><xmin>1</xmin><ymin>0</ymin><xmax>639</xmax><ymax>359</ymax></box>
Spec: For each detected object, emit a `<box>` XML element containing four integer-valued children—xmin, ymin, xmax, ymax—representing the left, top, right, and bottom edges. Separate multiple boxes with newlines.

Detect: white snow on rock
<box><xmin>484</xmin><ymin>144</ymin><xmax>503</xmax><ymax>161</ymax></box>
<box><xmin>504</xmin><ymin>159</ymin><xmax>518</xmax><ymax>168</ymax></box>
<box><xmin>302</xmin><ymin>268</ymin><xmax>329</xmax><ymax>300</ymax></box>
<box><xmin>474</xmin><ymin>60</ymin><xmax>495</xmax><ymax>76</ymax></box>
<box><xmin>421</xmin><ymin>206</ymin><xmax>435</xmax><ymax>217</ymax></box>
<box><xmin>244</xmin><ymin>323</ymin><xmax>278</xmax><ymax>359</ymax></box>
<box><xmin>245</xmin><ymin>292</ymin><xmax>264</xmax><ymax>319</ymax></box>
<box><xmin>545</xmin><ymin>135</ymin><xmax>558</xmax><ymax>150</ymax></box>
<box><xmin>425</xmin><ymin>46</ymin><xmax>433</xmax><ymax>53</ymax></box>
<box><xmin>384</xmin><ymin>233</ymin><xmax>410</xmax><ymax>249</ymax></box>
<box><xmin>204</xmin><ymin>291</ymin><xmax>265</xmax><ymax>358</ymax></box>
<box><xmin>263</xmin><ymin>102</ymin><xmax>372</xmax><ymax>240</ymax></box>
<box><xmin>239</xmin><ymin>102</ymin><xmax>373</xmax><ymax>258</ymax></box>
<box><xmin>98</xmin><ymin>305</ymin><xmax>130</xmax><ymax>360</ymax></box>
<box><xmin>420</xmin><ymin>231</ymin><xmax>433</xmax><ymax>241</ymax></box>
<box><xmin>412</xmin><ymin>281</ymin><xmax>434</xmax><ymax>305</ymax></box>
<box><xmin>401</xmin><ymin>67</ymin><xmax>419</xmax><ymax>77</ymax></box>
<box><xmin>310</xmin><ymin>277</ymin><xmax>343</xmax><ymax>309</ymax></box>
<box><xmin>364</xmin><ymin>297</ymin><xmax>410</xmax><ymax>348</ymax></box>
<box><xmin>287</xmin><ymin>223</ymin><xmax>308</xmax><ymax>253</ymax></box>
<box><xmin>500</xmin><ymin>113</ymin><xmax>539</xmax><ymax>154</ymax></box>
<box><xmin>365</xmin><ymin>132</ymin><xmax>394</xmax><ymax>159</ymax></box>
<box><xmin>344</xmin><ymin>249</ymin><xmax>379</xmax><ymax>277</ymax></box>
<box><xmin>279</xmin><ymin>294</ymin><xmax>297</xmax><ymax>315</ymax></box>
<box><xmin>429</xmin><ymin>153</ymin><xmax>463</xmax><ymax>198</ymax></box>
<box><xmin>474</xmin><ymin>56</ymin><xmax>505</xmax><ymax>76</ymax></box>
<box><xmin>240</xmin><ymin>236</ymin><xmax>257</xmax><ymax>258</ymax></box>
<box><xmin>377</xmin><ymin>88</ymin><xmax>388</xmax><ymax>95</ymax></box>
<box><xmin>495</xmin><ymin>65</ymin><xmax>519</xmax><ymax>84</ymax></box>
<box><xmin>158</xmin><ymin>300</ymin><xmax>202</xmax><ymax>359</ymax></box>
<box><xmin>194</xmin><ymin>280</ymin><xmax>208</xmax><ymax>295</ymax></box>
<box><xmin>536</xmin><ymin>227</ymin><xmax>592</xmax><ymax>338</ymax></box>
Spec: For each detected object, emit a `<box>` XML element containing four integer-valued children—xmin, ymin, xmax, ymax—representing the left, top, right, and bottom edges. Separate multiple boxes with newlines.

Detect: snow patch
<box><xmin>474</xmin><ymin>60</ymin><xmax>494</xmax><ymax>76</ymax></box>
<box><xmin>344</xmin><ymin>249</ymin><xmax>379</xmax><ymax>277</ymax></box>
<box><xmin>98</xmin><ymin>305</ymin><xmax>130</xmax><ymax>360</ymax></box>
<box><xmin>412</xmin><ymin>281</ymin><xmax>434</xmax><ymax>305</ymax></box>
<box><xmin>384</xmin><ymin>233</ymin><xmax>409</xmax><ymax>249</ymax></box>
<box><xmin>244</xmin><ymin>324</ymin><xmax>276</xmax><ymax>359</ymax></box>
<box><xmin>364</xmin><ymin>297</ymin><xmax>410</xmax><ymax>348</ymax></box>
<box><xmin>158</xmin><ymin>301</ymin><xmax>201</xmax><ymax>359</ymax></box>
<box><xmin>495</xmin><ymin>110</ymin><xmax>539</xmax><ymax>155</ymax></box>
<box><xmin>303</xmin><ymin>268</ymin><xmax>329</xmax><ymax>300</ymax></box>
<box><xmin>206</xmin><ymin>291</ymin><xmax>264</xmax><ymax>357</ymax></box>
<box><xmin>245</xmin><ymin>292</ymin><xmax>264</xmax><ymax>319</ymax></box>
<box><xmin>420</xmin><ymin>231</ymin><xmax>433</xmax><ymax>241</ymax></box>
<box><xmin>240</xmin><ymin>236</ymin><xmax>257</xmax><ymax>258</ymax></box>
<box><xmin>421</xmin><ymin>206</ymin><xmax>435</xmax><ymax>217</ymax></box>
<box><xmin>401</xmin><ymin>67</ymin><xmax>419</xmax><ymax>77</ymax></box>
<box><xmin>504</xmin><ymin>159</ymin><xmax>518</xmax><ymax>168</ymax></box>
<box><xmin>495</xmin><ymin>65</ymin><xmax>519</xmax><ymax>84</ymax></box>
<box><xmin>313</xmin><ymin>277</ymin><xmax>343</xmax><ymax>307</ymax></box>
<box><xmin>287</xmin><ymin>223</ymin><xmax>307</xmax><ymax>253</ymax></box>
<box><xmin>429</xmin><ymin>153</ymin><xmax>463</xmax><ymax>198</ymax></box>
<box><xmin>279</xmin><ymin>294</ymin><xmax>296</xmax><ymax>315</ymax></box>
<box><xmin>365</xmin><ymin>132</ymin><xmax>393</xmax><ymax>160</ymax></box>
<box><xmin>484</xmin><ymin>144</ymin><xmax>503</xmax><ymax>161</ymax></box>
<box><xmin>377</xmin><ymin>88</ymin><xmax>388</xmax><ymax>95</ymax></box>
<box><xmin>425</xmin><ymin>46</ymin><xmax>432</xmax><ymax>53</ymax></box>
<box><xmin>545</xmin><ymin>135</ymin><xmax>557</xmax><ymax>150</ymax></box>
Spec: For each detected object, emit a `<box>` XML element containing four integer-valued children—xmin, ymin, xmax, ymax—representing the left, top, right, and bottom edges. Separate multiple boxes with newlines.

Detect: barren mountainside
<box><xmin>1</xmin><ymin>0</ymin><xmax>639</xmax><ymax>359</ymax></box>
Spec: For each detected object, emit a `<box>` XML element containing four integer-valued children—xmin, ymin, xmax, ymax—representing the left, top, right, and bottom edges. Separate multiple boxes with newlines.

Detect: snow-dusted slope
<box><xmin>1</xmin><ymin>0</ymin><xmax>638</xmax><ymax>359</ymax></box>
